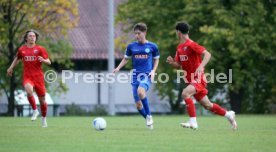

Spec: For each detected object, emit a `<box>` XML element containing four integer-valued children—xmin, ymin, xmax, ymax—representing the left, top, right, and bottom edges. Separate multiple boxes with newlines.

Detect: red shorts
<box><xmin>23</xmin><ymin>77</ymin><xmax>46</xmax><ymax>97</ymax></box>
<box><xmin>190</xmin><ymin>81</ymin><xmax>208</xmax><ymax>101</ymax></box>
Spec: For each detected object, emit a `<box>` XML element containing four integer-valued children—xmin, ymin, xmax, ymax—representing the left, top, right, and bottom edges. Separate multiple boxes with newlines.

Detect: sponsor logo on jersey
<box><xmin>179</xmin><ymin>55</ymin><xmax>188</xmax><ymax>61</ymax></box>
<box><xmin>184</xmin><ymin>47</ymin><xmax>188</xmax><ymax>51</ymax></box>
<box><xmin>24</xmin><ymin>56</ymin><xmax>37</xmax><ymax>61</ymax></box>
<box><xmin>145</xmin><ymin>48</ymin><xmax>150</xmax><ymax>53</ymax></box>
<box><xmin>134</xmin><ymin>54</ymin><xmax>148</xmax><ymax>59</ymax></box>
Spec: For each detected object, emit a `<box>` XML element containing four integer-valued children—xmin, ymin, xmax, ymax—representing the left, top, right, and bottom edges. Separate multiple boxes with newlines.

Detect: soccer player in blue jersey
<box><xmin>113</xmin><ymin>23</ymin><xmax>160</xmax><ymax>129</ymax></box>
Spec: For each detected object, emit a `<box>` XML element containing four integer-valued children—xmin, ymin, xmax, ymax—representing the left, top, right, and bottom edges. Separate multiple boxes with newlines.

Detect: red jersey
<box><xmin>17</xmin><ymin>45</ymin><xmax>49</xmax><ymax>79</ymax></box>
<box><xmin>174</xmin><ymin>39</ymin><xmax>206</xmax><ymax>84</ymax></box>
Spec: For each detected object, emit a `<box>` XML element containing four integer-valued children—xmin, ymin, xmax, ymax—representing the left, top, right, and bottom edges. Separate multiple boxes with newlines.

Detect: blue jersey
<box><xmin>125</xmin><ymin>41</ymin><xmax>160</xmax><ymax>74</ymax></box>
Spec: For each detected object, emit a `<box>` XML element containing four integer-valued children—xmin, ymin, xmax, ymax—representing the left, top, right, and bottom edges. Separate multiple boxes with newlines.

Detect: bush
<box><xmin>64</xmin><ymin>103</ymin><xmax>108</xmax><ymax>116</ymax></box>
<box><xmin>65</xmin><ymin>103</ymin><xmax>87</xmax><ymax>116</ymax></box>
<box><xmin>92</xmin><ymin>105</ymin><xmax>108</xmax><ymax>116</ymax></box>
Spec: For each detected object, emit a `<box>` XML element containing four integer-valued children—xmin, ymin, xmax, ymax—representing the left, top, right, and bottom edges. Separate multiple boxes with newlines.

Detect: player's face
<box><xmin>176</xmin><ymin>30</ymin><xmax>181</xmax><ymax>39</ymax></box>
<box><xmin>176</xmin><ymin>30</ymin><xmax>186</xmax><ymax>40</ymax></box>
<box><xmin>26</xmin><ymin>32</ymin><xmax>36</xmax><ymax>44</ymax></box>
<box><xmin>134</xmin><ymin>30</ymin><xmax>146</xmax><ymax>43</ymax></box>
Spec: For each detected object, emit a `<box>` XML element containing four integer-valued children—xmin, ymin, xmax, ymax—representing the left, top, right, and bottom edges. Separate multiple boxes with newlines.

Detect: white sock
<box><xmin>190</xmin><ymin>117</ymin><xmax>197</xmax><ymax>124</ymax></box>
<box><xmin>225</xmin><ymin>111</ymin><xmax>231</xmax><ymax>118</ymax></box>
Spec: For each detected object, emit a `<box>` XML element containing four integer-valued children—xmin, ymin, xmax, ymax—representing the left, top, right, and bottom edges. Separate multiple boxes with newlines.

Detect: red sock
<box><xmin>27</xmin><ymin>96</ymin><xmax>37</xmax><ymax>110</ymax></box>
<box><xmin>40</xmin><ymin>102</ymin><xmax>48</xmax><ymax>117</ymax></box>
<box><xmin>184</xmin><ymin>98</ymin><xmax>196</xmax><ymax>117</ymax></box>
<box><xmin>210</xmin><ymin>103</ymin><xmax>226</xmax><ymax>116</ymax></box>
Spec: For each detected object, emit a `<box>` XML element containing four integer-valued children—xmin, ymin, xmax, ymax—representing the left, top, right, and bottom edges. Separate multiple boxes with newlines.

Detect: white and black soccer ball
<box><xmin>93</xmin><ymin>117</ymin><xmax>107</xmax><ymax>131</ymax></box>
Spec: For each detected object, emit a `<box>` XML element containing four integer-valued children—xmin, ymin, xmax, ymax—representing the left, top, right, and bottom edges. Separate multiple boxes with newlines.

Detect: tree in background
<box><xmin>0</xmin><ymin>0</ymin><xmax>79</xmax><ymax>115</ymax></box>
<box><xmin>116</xmin><ymin>0</ymin><xmax>276</xmax><ymax>113</ymax></box>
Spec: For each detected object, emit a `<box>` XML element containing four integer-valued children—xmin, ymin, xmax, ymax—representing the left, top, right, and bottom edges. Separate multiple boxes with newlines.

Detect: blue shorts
<box><xmin>131</xmin><ymin>73</ymin><xmax>151</xmax><ymax>102</ymax></box>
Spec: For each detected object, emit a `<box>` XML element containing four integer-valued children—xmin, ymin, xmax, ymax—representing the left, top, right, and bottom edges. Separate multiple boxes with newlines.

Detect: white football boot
<box><xmin>41</xmin><ymin>117</ymin><xmax>48</xmax><ymax>128</ymax></box>
<box><xmin>180</xmin><ymin>121</ymin><xmax>198</xmax><ymax>130</ymax></box>
<box><xmin>31</xmin><ymin>109</ymin><xmax>39</xmax><ymax>121</ymax></box>
<box><xmin>146</xmin><ymin>115</ymin><xmax>154</xmax><ymax>130</ymax></box>
<box><xmin>146</xmin><ymin>115</ymin><xmax>153</xmax><ymax>126</ymax></box>
<box><xmin>226</xmin><ymin>111</ymin><xmax>237</xmax><ymax>130</ymax></box>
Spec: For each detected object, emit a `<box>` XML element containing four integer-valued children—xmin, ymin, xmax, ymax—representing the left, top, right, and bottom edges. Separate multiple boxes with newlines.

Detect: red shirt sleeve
<box><xmin>174</xmin><ymin>51</ymin><xmax>180</xmax><ymax>63</ymax></box>
<box><xmin>39</xmin><ymin>46</ymin><xmax>49</xmax><ymax>59</ymax></box>
<box><xmin>189</xmin><ymin>42</ymin><xmax>206</xmax><ymax>54</ymax></box>
<box><xmin>16</xmin><ymin>48</ymin><xmax>22</xmax><ymax>59</ymax></box>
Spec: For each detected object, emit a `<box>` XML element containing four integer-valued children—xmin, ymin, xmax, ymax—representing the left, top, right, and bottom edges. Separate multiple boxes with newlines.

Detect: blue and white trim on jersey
<box><xmin>153</xmin><ymin>55</ymin><xmax>160</xmax><ymax>59</ymax></box>
<box><xmin>124</xmin><ymin>54</ymin><xmax>131</xmax><ymax>59</ymax></box>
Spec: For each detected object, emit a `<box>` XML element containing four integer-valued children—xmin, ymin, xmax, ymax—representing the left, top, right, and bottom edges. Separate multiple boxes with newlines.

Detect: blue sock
<box><xmin>138</xmin><ymin>108</ymin><xmax>147</xmax><ymax>118</ymax></box>
<box><xmin>141</xmin><ymin>97</ymin><xmax>151</xmax><ymax>116</ymax></box>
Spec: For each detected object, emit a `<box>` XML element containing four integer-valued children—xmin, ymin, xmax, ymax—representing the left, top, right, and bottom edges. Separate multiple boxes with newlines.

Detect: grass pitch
<box><xmin>0</xmin><ymin>115</ymin><xmax>275</xmax><ymax>152</ymax></box>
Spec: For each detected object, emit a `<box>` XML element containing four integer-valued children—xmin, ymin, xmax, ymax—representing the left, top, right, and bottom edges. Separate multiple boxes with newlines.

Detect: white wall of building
<box><xmin>0</xmin><ymin>71</ymin><xmax>171</xmax><ymax>114</ymax></box>
<box><xmin>57</xmin><ymin>71</ymin><xmax>168</xmax><ymax>105</ymax></box>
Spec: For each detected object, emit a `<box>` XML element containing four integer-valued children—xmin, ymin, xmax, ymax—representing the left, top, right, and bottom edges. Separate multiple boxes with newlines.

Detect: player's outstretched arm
<box><xmin>38</xmin><ymin>56</ymin><xmax>51</xmax><ymax>65</ymax></box>
<box><xmin>7</xmin><ymin>57</ymin><xmax>20</xmax><ymax>77</ymax></box>
<box><xmin>195</xmin><ymin>50</ymin><xmax>211</xmax><ymax>76</ymax></box>
<box><xmin>166</xmin><ymin>56</ymin><xmax>181</xmax><ymax>69</ymax></box>
<box><xmin>149</xmin><ymin>58</ymin><xmax>159</xmax><ymax>81</ymax></box>
<box><xmin>112</xmin><ymin>57</ymin><xmax>129</xmax><ymax>73</ymax></box>
<box><xmin>152</xmin><ymin>58</ymin><xmax>159</xmax><ymax>73</ymax></box>
<box><xmin>200</xmin><ymin>50</ymin><xmax>211</xmax><ymax>67</ymax></box>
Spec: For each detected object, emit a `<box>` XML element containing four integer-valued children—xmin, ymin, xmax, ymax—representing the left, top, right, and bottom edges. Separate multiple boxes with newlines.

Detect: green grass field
<box><xmin>0</xmin><ymin>115</ymin><xmax>276</xmax><ymax>152</ymax></box>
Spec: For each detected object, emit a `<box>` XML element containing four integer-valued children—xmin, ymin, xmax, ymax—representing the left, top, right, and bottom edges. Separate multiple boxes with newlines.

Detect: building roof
<box><xmin>69</xmin><ymin>0</ymin><xmax>125</xmax><ymax>60</ymax></box>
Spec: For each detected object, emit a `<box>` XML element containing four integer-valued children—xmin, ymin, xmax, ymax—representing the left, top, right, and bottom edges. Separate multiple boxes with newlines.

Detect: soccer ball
<box><xmin>92</xmin><ymin>117</ymin><xmax>107</xmax><ymax>131</ymax></box>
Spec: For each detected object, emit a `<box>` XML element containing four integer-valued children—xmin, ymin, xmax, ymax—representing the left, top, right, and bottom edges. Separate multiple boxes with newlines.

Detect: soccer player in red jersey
<box><xmin>7</xmin><ymin>29</ymin><xmax>51</xmax><ymax>127</ymax></box>
<box><xmin>167</xmin><ymin>22</ymin><xmax>237</xmax><ymax>130</ymax></box>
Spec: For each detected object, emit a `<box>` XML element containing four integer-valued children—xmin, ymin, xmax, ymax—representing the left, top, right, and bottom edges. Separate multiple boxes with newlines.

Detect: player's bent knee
<box><xmin>25</xmin><ymin>88</ymin><xmax>33</xmax><ymax>96</ymax></box>
<box><xmin>25</xmin><ymin>89</ymin><xmax>34</xmax><ymax>96</ymax></box>
<box><xmin>39</xmin><ymin>100</ymin><xmax>46</xmax><ymax>105</ymax></box>
<box><xmin>182</xmin><ymin>91</ymin><xmax>190</xmax><ymax>99</ymax></box>
<box><xmin>202</xmin><ymin>103</ymin><xmax>212</xmax><ymax>110</ymax></box>
<box><xmin>38</xmin><ymin>97</ymin><xmax>46</xmax><ymax>104</ymax></box>
<box><xmin>137</xmin><ymin>88</ymin><xmax>146</xmax><ymax>99</ymax></box>
<box><xmin>136</xmin><ymin>102</ymin><xmax>143</xmax><ymax>109</ymax></box>
<box><xmin>138</xmin><ymin>92</ymin><xmax>145</xmax><ymax>99</ymax></box>
<box><xmin>202</xmin><ymin>105</ymin><xmax>209</xmax><ymax>110</ymax></box>
<box><xmin>26</xmin><ymin>92</ymin><xmax>33</xmax><ymax>97</ymax></box>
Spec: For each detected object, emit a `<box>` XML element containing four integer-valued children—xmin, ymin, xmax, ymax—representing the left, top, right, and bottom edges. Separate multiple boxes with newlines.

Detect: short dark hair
<box><xmin>176</xmin><ymin>22</ymin><xmax>189</xmax><ymax>34</ymax></box>
<box><xmin>133</xmin><ymin>23</ymin><xmax>147</xmax><ymax>32</ymax></box>
<box><xmin>24</xmin><ymin>29</ymin><xmax>39</xmax><ymax>42</ymax></box>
